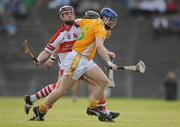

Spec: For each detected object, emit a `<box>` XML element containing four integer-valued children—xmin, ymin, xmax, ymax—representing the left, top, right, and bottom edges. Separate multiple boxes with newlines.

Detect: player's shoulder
<box><xmin>49</xmin><ymin>24</ymin><xmax>66</xmax><ymax>41</ymax></box>
<box><xmin>75</xmin><ymin>18</ymin><xmax>89</xmax><ymax>26</ymax></box>
<box><xmin>54</xmin><ymin>24</ymin><xmax>65</xmax><ymax>35</ymax></box>
<box><xmin>84</xmin><ymin>18</ymin><xmax>102</xmax><ymax>24</ymax></box>
<box><xmin>82</xmin><ymin>18</ymin><xmax>104</xmax><ymax>27</ymax></box>
<box><xmin>76</xmin><ymin>18</ymin><xmax>95</xmax><ymax>23</ymax></box>
<box><xmin>94</xmin><ymin>18</ymin><xmax>104</xmax><ymax>27</ymax></box>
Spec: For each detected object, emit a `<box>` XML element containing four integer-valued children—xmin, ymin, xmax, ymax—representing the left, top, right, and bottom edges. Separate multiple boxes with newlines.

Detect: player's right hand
<box><xmin>107</xmin><ymin>60</ymin><xmax>117</xmax><ymax>70</ymax></box>
<box><xmin>110</xmin><ymin>63</ymin><xmax>117</xmax><ymax>70</ymax></box>
<box><xmin>107</xmin><ymin>51</ymin><xmax>116</xmax><ymax>59</ymax></box>
<box><xmin>106</xmin><ymin>30</ymin><xmax>111</xmax><ymax>39</ymax></box>
<box><xmin>33</xmin><ymin>58</ymin><xmax>40</xmax><ymax>66</ymax></box>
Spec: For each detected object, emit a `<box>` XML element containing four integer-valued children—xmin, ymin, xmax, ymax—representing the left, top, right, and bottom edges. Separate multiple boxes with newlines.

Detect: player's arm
<box><xmin>96</xmin><ymin>37</ymin><xmax>117</xmax><ymax>70</ymax></box>
<box><xmin>104</xmin><ymin>30</ymin><xmax>116</xmax><ymax>59</ymax></box>
<box><xmin>95</xmin><ymin>20</ymin><xmax>117</xmax><ymax>69</ymax></box>
<box><xmin>44</xmin><ymin>46</ymin><xmax>59</xmax><ymax>69</ymax></box>
<box><xmin>36</xmin><ymin>28</ymin><xmax>63</xmax><ymax>65</ymax></box>
<box><xmin>50</xmin><ymin>46</ymin><xmax>58</xmax><ymax>59</ymax></box>
<box><xmin>36</xmin><ymin>50</ymin><xmax>51</xmax><ymax>64</ymax></box>
<box><xmin>105</xmin><ymin>47</ymin><xmax>116</xmax><ymax>59</ymax></box>
<box><xmin>106</xmin><ymin>30</ymin><xmax>111</xmax><ymax>39</ymax></box>
<box><xmin>96</xmin><ymin>37</ymin><xmax>109</xmax><ymax>62</ymax></box>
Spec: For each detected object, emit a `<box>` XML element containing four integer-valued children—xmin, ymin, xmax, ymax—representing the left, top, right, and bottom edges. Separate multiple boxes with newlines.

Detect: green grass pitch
<box><xmin>0</xmin><ymin>97</ymin><xmax>179</xmax><ymax>127</ymax></box>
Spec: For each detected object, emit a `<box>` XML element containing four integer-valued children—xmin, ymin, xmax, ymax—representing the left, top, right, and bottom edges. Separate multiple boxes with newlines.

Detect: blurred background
<box><xmin>0</xmin><ymin>0</ymin><xmax>180</xmax><ymax>100</ymax></box>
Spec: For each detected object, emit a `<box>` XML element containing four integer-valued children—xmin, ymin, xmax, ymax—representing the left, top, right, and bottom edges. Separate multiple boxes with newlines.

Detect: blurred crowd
<box><xmin>47</xmin><ymin>0</ymin><xmax>101</xmax><ymax>15</ymax></box>
<box><xmin>0</xmin><ymin>0</ymin><xmax>103</xmax><ymax>36</ymax></box>
<box><xmin>0</xmin><ymin>0</ymin><xmax>28</xmax><ymax>36</ymax></box>
<box><xmin>128</xmin><ymin>0</ymin><xmax>180</xmax><ymax>34</ymax></box>
<box><xmin>1</xmin><ymin>0</ymin><xmax>179</xmax><ymax>36</ymax></box>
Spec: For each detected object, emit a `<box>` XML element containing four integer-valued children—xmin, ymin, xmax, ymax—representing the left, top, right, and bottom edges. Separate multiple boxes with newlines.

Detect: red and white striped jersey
<box><xmin>45</xmin><ymin>23</ymin><xmax>80</xmax><ymax>66</ymax></box>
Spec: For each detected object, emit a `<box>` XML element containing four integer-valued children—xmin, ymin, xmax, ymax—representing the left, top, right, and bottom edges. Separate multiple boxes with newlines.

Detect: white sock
<box><xmin>30</xmin><ymin>95</ymin><xmax>37</xmax><ymax>103</ymax></box>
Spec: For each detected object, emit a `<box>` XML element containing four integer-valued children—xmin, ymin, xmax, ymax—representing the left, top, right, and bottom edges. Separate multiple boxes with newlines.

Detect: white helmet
<box><xmin>59</xmin><ymin>5</ymin><xmax>75</xmax><ymax>25</ymax></box>
<box><xmin>59</xmin><ymin>5</ymin><xmax>74</xmax><ymax>15</ymax></box>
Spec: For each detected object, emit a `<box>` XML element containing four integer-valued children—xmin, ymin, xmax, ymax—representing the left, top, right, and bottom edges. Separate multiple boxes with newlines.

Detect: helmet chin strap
<box><xmin>64</xmin><ymin>21</ymin><xmax>74</xmax><ymax>25</ymax></box>
<box><xmin>105</xmin><ymin>24</ymin><xmax>111</xmax><ymax>30</ymax></box>
<box><xmin>61</xmin><ymin>17</ymin><xmax>74</xmax><ymax>25</ymax></box>
<box><xmin>104</xmin><ymin>17</ymin><xmax>111</xmax><ymax>30</ymax></box>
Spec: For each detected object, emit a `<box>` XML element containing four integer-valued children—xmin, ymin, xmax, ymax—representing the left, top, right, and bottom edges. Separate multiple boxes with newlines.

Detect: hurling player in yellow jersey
<box><xmin>31</xmin><ymin>8</ymin><xmax>118</xmax><ymax>122</ymax></box>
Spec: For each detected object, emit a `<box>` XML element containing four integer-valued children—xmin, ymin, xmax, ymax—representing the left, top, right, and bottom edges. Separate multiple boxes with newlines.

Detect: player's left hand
<box><xmin>110</xmin><ymin>63</ymin><xmax>117</xmax><ymax>70</ymax></box>
<box><xmin>106</xmin><ymin>30</ymin><xmax>111</xmax><ymax>38</ymax></box>
<box><xmin>107</xmin><ymin>51</ymin><xmax>116</xmax><ymax>59</ymax></box>
<box><xmin>44</xmin><ymin>59</ymin><xmax>54</xmax><ymax>69</ymax></box>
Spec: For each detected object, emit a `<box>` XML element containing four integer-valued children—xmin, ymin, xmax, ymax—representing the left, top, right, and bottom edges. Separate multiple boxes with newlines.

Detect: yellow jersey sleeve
<box><xmin>79</xmin><ymin>19</ymin><xmax>86</xmax><ymax>27</ymax></box>
<box><xmin>94</xmin><ymin>19</ymin><xmax>106</xmax><ymax>40</ymax></box>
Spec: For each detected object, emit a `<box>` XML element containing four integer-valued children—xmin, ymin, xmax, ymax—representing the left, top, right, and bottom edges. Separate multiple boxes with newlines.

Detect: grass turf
<box><xmin>0</xmin><ymin>97</ymin><xmax>179</xmax><ymax>127</ymax></box>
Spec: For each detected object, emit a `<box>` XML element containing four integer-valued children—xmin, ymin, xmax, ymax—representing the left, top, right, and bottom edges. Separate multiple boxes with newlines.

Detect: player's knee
<box><xmin>99</xmin><ymin>78</ymin><xmax>109</xmax><ymax>86</ymax></box>
<box><xmin>104</xmin><ymin>79</ymin><xmax>110</xmax><ymax>86</ymax></box>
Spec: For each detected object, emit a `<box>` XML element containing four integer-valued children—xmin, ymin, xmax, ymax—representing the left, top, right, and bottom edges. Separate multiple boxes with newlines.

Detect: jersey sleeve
<box><xmin>45</xmin><ymin>28</ymin><xmax>64</xmax><ymax>53</ymax></box>
<box><xmin>94</xmin><ymin>19</ymin><xmax>106</xmax><ymax>40</ymax></box>
<box><xmin>79</xmin><ymin>19</ymin><xmax>85</xmax><ymax>26</ymax></box>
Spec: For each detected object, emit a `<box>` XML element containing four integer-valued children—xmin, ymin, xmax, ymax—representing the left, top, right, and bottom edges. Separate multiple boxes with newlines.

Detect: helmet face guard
<box><xmin>100</xmin><ymin>8</ymin><xmax>118</xmax><ymax>29</ymax></box>
<box><xmin>106</xmin><ymin>17</ymin><xmax>118</xmax><ymax>29</ymax></box>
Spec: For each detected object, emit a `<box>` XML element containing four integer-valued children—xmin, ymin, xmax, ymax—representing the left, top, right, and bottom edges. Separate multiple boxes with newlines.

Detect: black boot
<box><xmin>86</xmin><ymin>107</ymin><xmax>113</xmax><ymax>122</ymax></box>
<box><xmin>24</xmin><ymin>95</ymin><xmax>33</xmax><ymax>114</ymax></box>
<box><xmin>109</xmin><ymin>111</ymin><xmax>120</xmax><ymax>119</ymax></box>
<box><xmin>29</xmin><ymin>106</ymin><xmax>45</xmax><ymax>121</ymax></box>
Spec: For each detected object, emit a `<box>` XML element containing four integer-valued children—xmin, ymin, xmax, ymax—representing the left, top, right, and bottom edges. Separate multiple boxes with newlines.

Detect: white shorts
<box><xmin>62</xmin><ymin>51</ymin><xmax>96</xmax><ymax>80</ymax></box>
